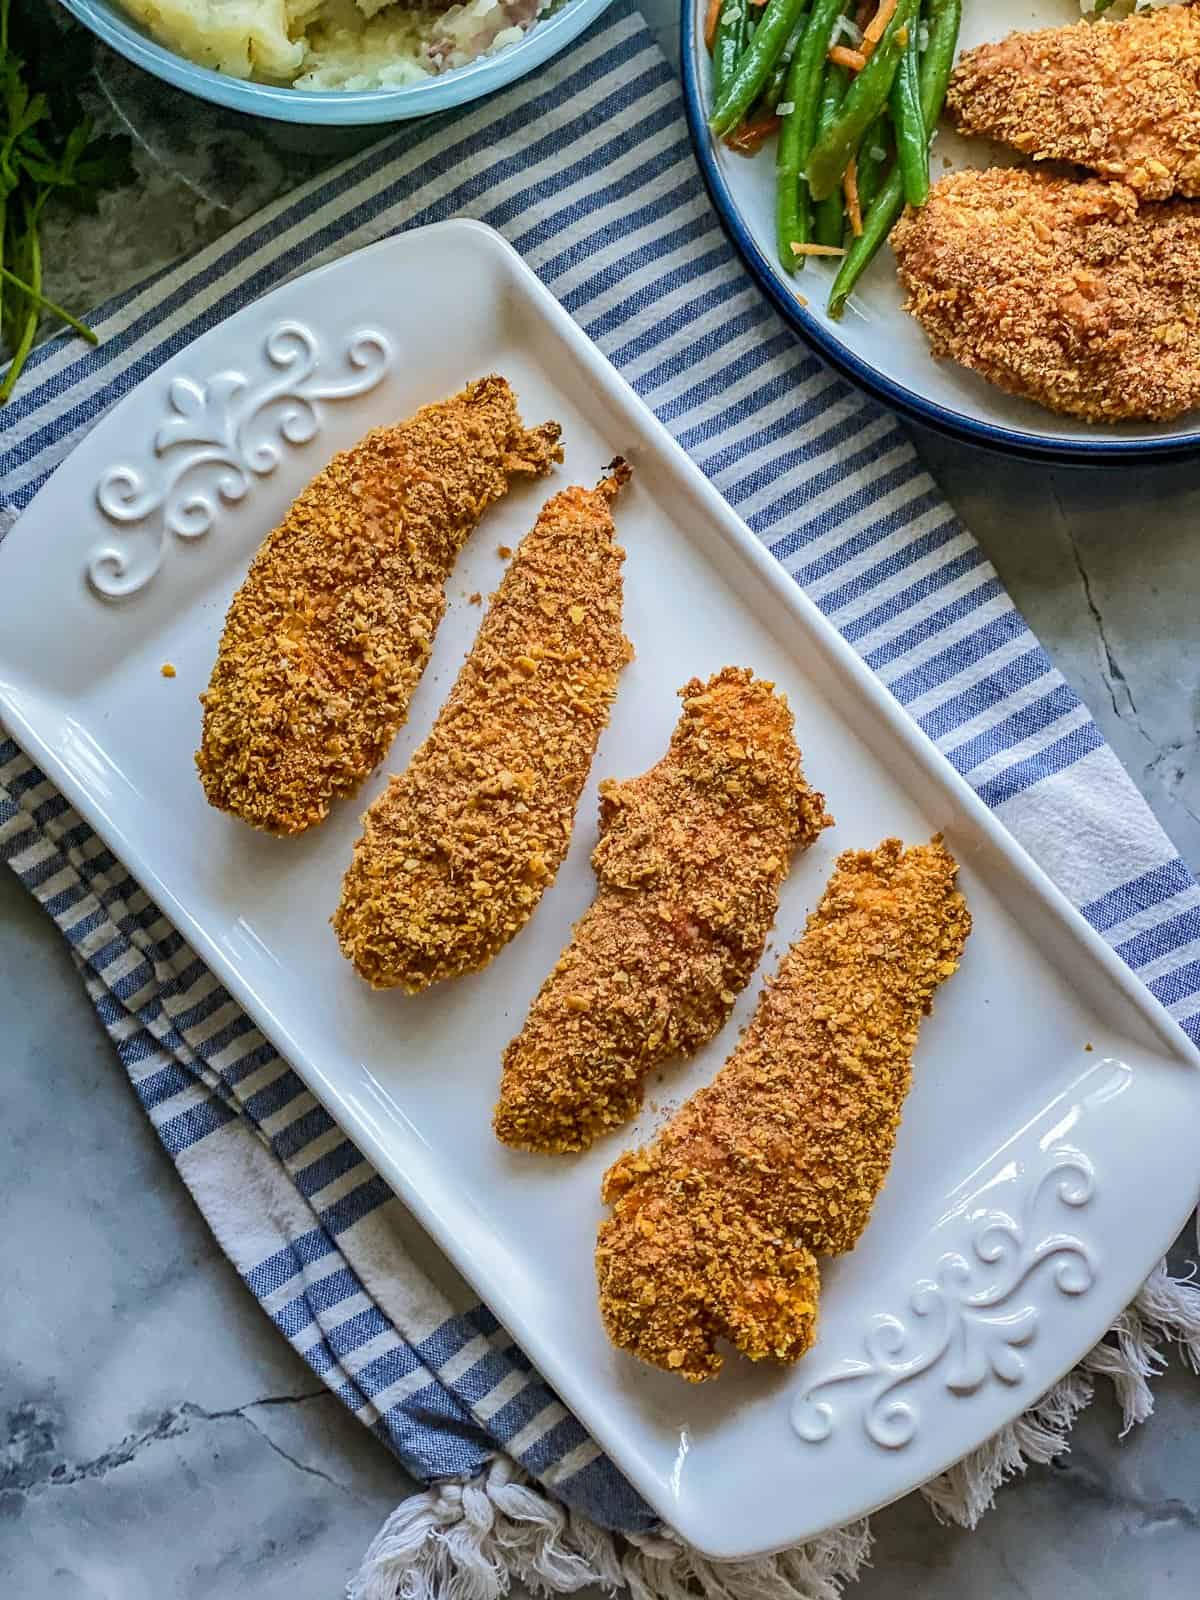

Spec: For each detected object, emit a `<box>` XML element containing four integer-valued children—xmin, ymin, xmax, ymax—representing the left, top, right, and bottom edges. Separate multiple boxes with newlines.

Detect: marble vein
<box><xmin>3</xmin><ymin>1392</ymin><xmax>334</xmax><ymax>1503</ymax></box>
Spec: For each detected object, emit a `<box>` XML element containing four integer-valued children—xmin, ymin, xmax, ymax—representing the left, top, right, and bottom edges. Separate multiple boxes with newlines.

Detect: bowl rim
<box><xmin>680</xmin><ymin>0</ymin><xmax>1200</xmax><ymax>466</ymax></box>
<box><xmin>59</xmin><ymin>0</ymin><xmax>617</xmax><ymax>126</ymax></box>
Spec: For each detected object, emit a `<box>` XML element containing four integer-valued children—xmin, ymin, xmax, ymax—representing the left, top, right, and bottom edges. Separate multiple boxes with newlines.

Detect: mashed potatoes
<box><xmin>118</xmin><ymin>0</ymin><xmax>551</xmax><ymax>88</ymax></box>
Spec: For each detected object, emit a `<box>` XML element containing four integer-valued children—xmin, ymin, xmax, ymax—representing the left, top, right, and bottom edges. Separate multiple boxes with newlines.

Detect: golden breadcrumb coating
<box><xmin>596</xmin><ymin>837</ymin><xmax>970</xmax><ymax>1382</ymax></box>
<box><xmin>334</xmin><ymin>466</ymin><xmax>632</xmax><ymax>992</ymax></box>
<box><xmin>196</xmin><ymin>377</ymin><xmax>562</xmax><ymax>835</ymax></box>
<box><xmin>494</xmin><ymin>668</ymin><xmax>831</xmax><ymax>1154</ymax></box>
<box><xmin>947</xmin><ymin>5</ymin><xmax>1200</xmax><ymax>201</ymax></box>
<box><xmin>891</xmin><ymin>167</ymin><xmax>1200</xmax><ymax>422</ymax></box>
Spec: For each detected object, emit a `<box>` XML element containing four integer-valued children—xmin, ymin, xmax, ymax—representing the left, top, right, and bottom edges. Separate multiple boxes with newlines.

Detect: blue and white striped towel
<box><xmin>3</xmin><ymin>1</ymin><xmax>1198</xmax><ymax>1581</ymax></box>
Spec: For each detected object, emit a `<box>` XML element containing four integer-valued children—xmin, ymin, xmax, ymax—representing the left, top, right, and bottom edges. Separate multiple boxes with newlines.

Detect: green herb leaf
<box><xmin>0</xmin><ymin>0</ymin><xmax>134</xmax><ymax>399</ymax></box>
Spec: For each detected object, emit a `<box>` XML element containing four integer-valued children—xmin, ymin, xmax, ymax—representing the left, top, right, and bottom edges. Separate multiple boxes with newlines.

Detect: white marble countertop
<box><xmin>4</xmin><ymin>6</ymin><xmax>1199</xmax><ymax>1596</ymax></box>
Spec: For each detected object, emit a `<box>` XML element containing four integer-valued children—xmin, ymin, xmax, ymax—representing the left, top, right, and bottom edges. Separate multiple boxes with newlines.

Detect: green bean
<box><xmin>827</xmin><ymin>169</ymin><xmax>903</xmax><ymax>318</ymax></box>
<box><xmin>826</xmin><ymin>0</ymin><xmax>962</xmax><ymax>318</ymax></box>
<box><xmin>889</xmin><ymin>16</ymin><xmax>928</xmax><ymax>207</ymax></box>
<box><xmin>915</xmin><ymin>0</ymin><xmax>962</xmax><ymax>130</ymax></box>
<box><xmin>763</xmin><ymin>62</ymin><xmax>787</xmax><ymax>112</ymax></box>
<box><xmin>762</xmin><ymin>15</ymin><xmax>810</xmax><ymax>112</ymax></box>
<box><xmin>825</xmin><ymin>91</ymin><xmax>936</xmax><ymax>312</ymax></box>
<box><xmin>806</xmin><ymin>0</ymin><xmax>919</xmax><ymax>202</ymax></box>
<box><xmin>812</xmin><ymin>63</ymin><xmax>849</xmax><ymax>246</ymax></box>
<box><xmin>854</xmin><ymin>113</ymin><xmax>890</xmax><ymax>216</ymax></box>
<box><xmin>712</xmin><ymin>0</ymin><xmax>749</xmax><ymax>105</ymax></box>
<box><xmin>709</xmin><ymin>0</ymin><xmax>812</xmax><ymax>138</ymax></box>
<box><xmin>774</xmin><ymin>142</ymin><xmax>811</xmax><ymax>275</ymax></box>
<box><xmin>774</xmin><ymin>0</ymin><xmax>848</xmax><ymax>273</ymax></box>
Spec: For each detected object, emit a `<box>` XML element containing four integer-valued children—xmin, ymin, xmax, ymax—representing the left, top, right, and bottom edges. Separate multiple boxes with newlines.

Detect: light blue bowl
<box><xmin>59</xmin><ymin>0</ymin><xmax>616</xmax><ymax>124</ymax></box>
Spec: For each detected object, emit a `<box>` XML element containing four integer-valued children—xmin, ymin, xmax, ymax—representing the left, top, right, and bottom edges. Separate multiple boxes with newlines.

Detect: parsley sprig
<box><xmin>0</xmin><ymin>0</ymin><xmax>134</xmax><ymax>400</ymax></box>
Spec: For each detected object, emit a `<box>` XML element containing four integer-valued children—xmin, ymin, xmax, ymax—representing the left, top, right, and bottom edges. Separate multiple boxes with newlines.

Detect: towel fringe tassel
<box><xmin>349</xmin><ymin>1251</ymin><xmax>1200</xmax><ymax>1600</ymax></box>
<box><xmin>347</xmin><ymin>1460</ymin><xmax>872</xmax><ymax>1600</ymax></box>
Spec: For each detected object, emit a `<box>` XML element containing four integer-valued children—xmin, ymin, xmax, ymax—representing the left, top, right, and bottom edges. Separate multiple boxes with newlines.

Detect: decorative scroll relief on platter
<box><xmin>792</xmin><ymin>1060</ymin><xmax>1132</xmax><ymax>1452</ymax></box>
<box><xmin>86</xmin><ymin>321</ymin><xmax>392</xmax><ymax>599</ymax></box>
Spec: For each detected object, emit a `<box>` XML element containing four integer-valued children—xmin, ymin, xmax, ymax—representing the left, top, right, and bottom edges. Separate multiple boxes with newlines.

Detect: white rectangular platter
<box><xmin>1</xmin><ymin>220</ymin><xmax>1197</xmax><ymax>1560</ymax></box>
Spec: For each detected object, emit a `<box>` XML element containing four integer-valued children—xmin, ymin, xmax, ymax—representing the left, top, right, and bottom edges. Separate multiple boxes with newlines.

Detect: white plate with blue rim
<box><xmin>1</xmin><ymin>220</ymin><xmax>1198</xmax><ymax>1558</ymax></box>
<box><xmin>681</xmin><ymin>0</ymin><xmax>1200</xmax><ymax>463</ymax></box>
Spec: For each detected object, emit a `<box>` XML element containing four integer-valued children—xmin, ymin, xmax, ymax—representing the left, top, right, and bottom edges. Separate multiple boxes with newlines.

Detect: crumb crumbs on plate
<box><xmin>468</xmin><ymin>592</ymin><xmax>482</xmax><ymax>605</ymax></box>
<box><xmin>498</xmin><ymin>544</ymin><xmax>513</xmax><ymax>558</ymax></box>
<box><xmin>1085</xmin><ymin>1041</ymin><xmax>1094</xmax><ymax>1051</ymax></box>
<box><xmin>160</xmin><ymin>662</ymin><xmax>176</xmax><ymax>679</ymax></box>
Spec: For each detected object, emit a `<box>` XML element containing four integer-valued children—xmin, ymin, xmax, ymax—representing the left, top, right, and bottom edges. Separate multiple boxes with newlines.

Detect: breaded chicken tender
<box><xmin>596</xmin><ymin>838</ymin><xmax>970</xmax><ymax>1382</ymax></box>
<box><xmin>947</xmin><ymin>5</ymin><xmax>1200</xmax><ymax>201</ymax></box>
<box><xmin>494</xmin><ymin>669</ymin><xmax>831</xmax><ymax>1154</ymax></box>
<box><xmin>196</xmin><ymin>378</ymin><xmax>562</xmax><ymax>835</ymax></box>
<box><xmin>334</xmin><ymin>466</ymin><xmax>631</xmax><ymax>991</ymax></box>
<box><xmin>892</xmin><ymin>167</ymin><xmax>1200</xmax><ymax>421</ymax></box>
